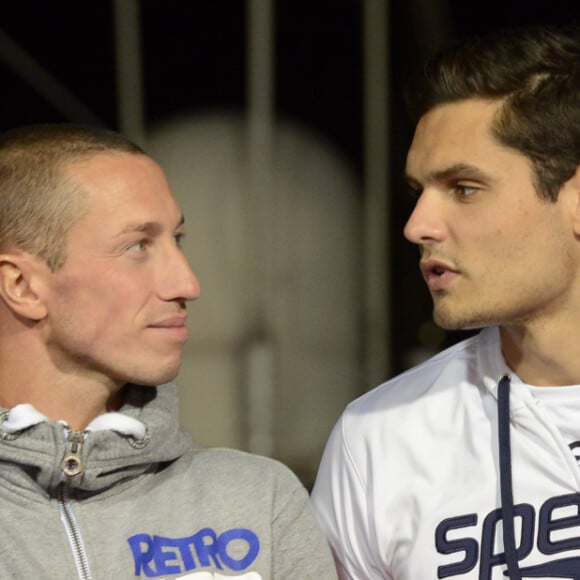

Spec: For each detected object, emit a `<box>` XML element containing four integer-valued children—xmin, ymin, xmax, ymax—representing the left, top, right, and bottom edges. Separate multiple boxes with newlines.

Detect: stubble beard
<box><xmin>432</xmin><ymin>293</ymin><xmax>489</xmax><ymax>332</ymax></box>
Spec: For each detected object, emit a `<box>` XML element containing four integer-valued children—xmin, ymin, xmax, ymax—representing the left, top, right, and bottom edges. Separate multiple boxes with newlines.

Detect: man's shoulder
<box><xmin>342</xmin><ymin>328</ymin><xmax>493</xmax><ymax>424</ymax></box>
<box><xmin>186</xmin><ymin>446</ymin><xmax>304</xmax><ymax>489</ymax></box>
<box><xmin>317</xmin><ymin>329</ymin><xmax>500</xmax><ymax>486</ymax></box>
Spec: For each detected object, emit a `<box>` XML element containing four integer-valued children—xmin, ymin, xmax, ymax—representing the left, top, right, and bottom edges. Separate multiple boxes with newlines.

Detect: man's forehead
<box><xmin>63</xmin><ymin>152</ymin><xmax>168</xmax><ymax>196</ymax></box>
<box><xmin>61</xmin><ymin>150</ymin><xmax>139</xmax><ymax>173</ymax></box>
<box><xmin>406</xmin><ymin>99</ymin><xmax>505</xmax><ymax>177</ymax></box>
<box><xmin>60</xmin><ymin>153</ymin><xmax>183</xmax><ymax>234</ymax></box>
<box><xmin>61</xmin><ymin>151</ymin><xmax>162</xmax><ymax>190</ymax></box>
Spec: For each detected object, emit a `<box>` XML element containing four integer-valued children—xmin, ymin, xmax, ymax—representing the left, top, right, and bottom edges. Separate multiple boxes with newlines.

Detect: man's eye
<box><xmin>128</xmin><ymin>239</ymin><xmax>150</xmax><ymax>253</ymax></box>
<box><xmin>454</xmin><ymin>184</ymin><xmax>479</xmax><ymax>197</ymax></box>
<box><xmin>174</xmin><ymin>233</ymin><xmax>185</xmax><ymax>247</ymax></box>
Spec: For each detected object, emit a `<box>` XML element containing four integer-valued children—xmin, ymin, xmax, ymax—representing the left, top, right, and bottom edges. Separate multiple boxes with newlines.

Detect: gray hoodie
<box><xmin>0</xmin><ymin>383</ymin><xmax>337</xmax><ymax>579</ymax></box>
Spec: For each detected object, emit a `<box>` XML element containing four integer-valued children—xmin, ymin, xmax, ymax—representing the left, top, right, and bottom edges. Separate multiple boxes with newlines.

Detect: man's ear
<box><xmin>566</xmin><ymin>165</ymin><xmax>580</xmax><ymax>237</ymax></box>
<box><xmin>0</xmin><ymin>253</ymin><xmax>48</xmax><ymax>321</ymax></box>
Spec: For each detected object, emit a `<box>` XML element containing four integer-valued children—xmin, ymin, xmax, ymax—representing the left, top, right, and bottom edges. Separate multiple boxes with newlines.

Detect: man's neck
<box><xmin>500</xmin><ymin>321</ymin><xmax>580</xmax><ymax>387</ymax></box>
<box><xmin>0</xmin><ymin>339</ymin><xmax>123</xmax><ymax>430</ymax></box>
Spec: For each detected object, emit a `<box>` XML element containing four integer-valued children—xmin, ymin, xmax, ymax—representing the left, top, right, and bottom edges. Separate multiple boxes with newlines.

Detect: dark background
<box><xmin>0</xmin><ymin>1</ymin><xmax>578</xmax><ymax>374</ymax></box>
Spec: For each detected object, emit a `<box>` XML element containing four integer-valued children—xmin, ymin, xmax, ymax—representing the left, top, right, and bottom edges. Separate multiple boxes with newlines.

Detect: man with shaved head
<box><xmin>0</xmin><ymin>124</ymin><xmax>337</xmax><ymax>579</ymax></box>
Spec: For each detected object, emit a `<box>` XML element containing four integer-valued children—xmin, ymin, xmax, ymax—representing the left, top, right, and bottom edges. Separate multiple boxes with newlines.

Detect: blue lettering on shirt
<box><xmin>128</xmin><ymin>527</ymin><xmax>260</xmax><ymax>578</ymax></box>
<box><xmin>435</xmin><ymin>493</ymin><xmax>580</xmax><ymax>578</ymax></box>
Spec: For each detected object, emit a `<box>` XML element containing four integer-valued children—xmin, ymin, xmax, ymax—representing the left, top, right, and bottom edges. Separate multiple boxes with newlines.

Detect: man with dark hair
<box><xmin>312</xmin><ymin>25</ymin><xmax>580</xmax><ymax>579</ymax></box>
<box><xmin>0</xmin><ymin>124</ymin><xmax>337</xmax><ymax>579</ymax></box>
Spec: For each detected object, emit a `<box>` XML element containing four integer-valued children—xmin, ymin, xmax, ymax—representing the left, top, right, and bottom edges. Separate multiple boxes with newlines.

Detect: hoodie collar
<box><xmin>0</xmin><ymin>382</ymin><xmax>192</xmax><ymax>495</ymax></box>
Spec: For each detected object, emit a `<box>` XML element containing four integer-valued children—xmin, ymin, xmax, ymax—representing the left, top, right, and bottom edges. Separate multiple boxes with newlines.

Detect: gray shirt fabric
<box><xmin>0</xmin><ymin>383</ymin><xmax>337</xmax><ymax>579</ymax></box>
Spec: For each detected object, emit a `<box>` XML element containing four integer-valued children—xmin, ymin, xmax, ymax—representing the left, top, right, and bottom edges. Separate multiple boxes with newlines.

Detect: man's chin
<box><xmin>433</xmin><ymin>309</ymin><xmax>488</xmax><ymax>332</ymax></box>
<box><xmin>123</xmin><ymin>365</ymin><xmax>181</xmax><ymax>388</ymax></box>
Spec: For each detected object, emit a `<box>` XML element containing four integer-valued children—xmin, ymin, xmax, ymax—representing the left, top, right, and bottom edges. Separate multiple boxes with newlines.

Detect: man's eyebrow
<box><xmin>432</xmin><ymin>163</ymin><xmax>490</xmax><ymax>182</ymax></box>
<box><xmin>405</xmin><ymin>163</ymin><xmax>491</xmax><ymax>186</ymax></box>
<box><xmin>116</xmin><ymin>215</ymin><xmax>185</xmax><ymax>237</ymax></box>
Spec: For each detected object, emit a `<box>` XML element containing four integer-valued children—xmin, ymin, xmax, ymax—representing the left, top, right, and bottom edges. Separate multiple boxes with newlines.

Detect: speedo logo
<box><xmin>435</xmin><ymin>493</ymin><xmax>580</xmax><ymax>578</ymax></box>
<box><xmin>128</xmin><ymin>527</ymin><xmax>260</xmax><ymax>578</ymax></box>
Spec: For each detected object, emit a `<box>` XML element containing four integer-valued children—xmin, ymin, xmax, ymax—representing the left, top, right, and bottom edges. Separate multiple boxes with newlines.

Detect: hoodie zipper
<box><xmin>58</xmin><ymin>429</ymin><xmax>93</xmax><ymax>580</ymax></box>
<box><xmin>61</xmin><ymin>429</ymin><xmax>85</xmax><ymax>477</ymax></box>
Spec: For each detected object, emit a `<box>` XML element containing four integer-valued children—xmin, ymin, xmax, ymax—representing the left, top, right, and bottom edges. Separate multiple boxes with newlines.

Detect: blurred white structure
<box><xmin>148</xmin><ymin>112</ymin><xmax>361</xmax><ymax>481</ymax></box>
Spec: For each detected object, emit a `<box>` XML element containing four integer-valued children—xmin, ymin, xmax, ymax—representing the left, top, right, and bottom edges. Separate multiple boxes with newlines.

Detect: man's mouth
<box><xmin>420</xmin><ymin>259</ymin><xmax>460</xmax><ymax>292</ymax></box>
<box><xmin>150</xmin><ymin>315</ymin><xmax>188</xmax><ymax>328</ymax></box>
<box><xmin>148</xmin><ymin>315</ymin><xmax>189</xmax><ymax>341</ymax></box>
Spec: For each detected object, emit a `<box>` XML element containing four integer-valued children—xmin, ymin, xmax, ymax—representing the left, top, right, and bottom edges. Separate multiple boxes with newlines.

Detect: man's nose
<box><xmin>403</xmin><ymin>190</ymin><xmax>447</xmax><ymax>245</ymax></box>
<box><xmin>161</xmin><ymin>247</ymin><xmax>201</xmax><ymax>303</ymax></box>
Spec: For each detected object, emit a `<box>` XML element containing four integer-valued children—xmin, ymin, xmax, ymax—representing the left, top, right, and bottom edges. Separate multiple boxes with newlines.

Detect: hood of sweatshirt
<box><xmin>0</xmin><ymin>382</ymin><xmax>193</xmax><ymax>496</ymax></box>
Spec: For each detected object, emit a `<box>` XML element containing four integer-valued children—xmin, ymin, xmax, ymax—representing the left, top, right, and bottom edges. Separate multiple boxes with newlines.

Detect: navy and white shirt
<box><xmin>312</xmin><ymin>326</ymin><xmax>580</xmax><ymax>579</ymax></box>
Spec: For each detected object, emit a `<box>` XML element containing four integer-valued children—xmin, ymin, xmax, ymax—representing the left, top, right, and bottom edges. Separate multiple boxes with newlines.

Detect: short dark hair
<box><xmin>406</xmin><ymin>25</ymin><xmax>580</xmax><ymax>201</ymax></box>
<box><xmin>0</xmin><ymin>124</ymin><xmax>145</xmax><ymax>270</ymax></box>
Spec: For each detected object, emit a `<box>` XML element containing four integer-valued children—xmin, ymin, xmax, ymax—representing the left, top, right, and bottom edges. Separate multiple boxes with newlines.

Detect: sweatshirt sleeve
<box><xmin>311</xmin><ymin>413</ymin><xmax>390</xmax><ymax>579</ymax></box>
<box><xmin>271</xmin><ymin>464</ymin><xmax>338</xmax><ymax>579</ymax></box>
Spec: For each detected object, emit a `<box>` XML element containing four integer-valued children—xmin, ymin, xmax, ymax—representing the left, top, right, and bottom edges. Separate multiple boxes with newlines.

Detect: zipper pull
<box><xmin>61</xmin><ymin>430</ymin><xmax>85</xmax><ymax>477</ymax></box>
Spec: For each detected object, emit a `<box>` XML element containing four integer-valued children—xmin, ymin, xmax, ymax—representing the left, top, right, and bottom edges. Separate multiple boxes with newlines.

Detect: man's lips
<box><xmin>149</xmin><ymin>315</ymin><xmax>188</xmax><ymax>328</ymax></box>
<box><xmin>148</xmin><ymin>315</ymin><xmax>189</xmax><ymax>341</ymax></box>
<box><xmin>420</xmin><ymin>259</ymin><xmax>460</xmax><ymax>292</ymax></box>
